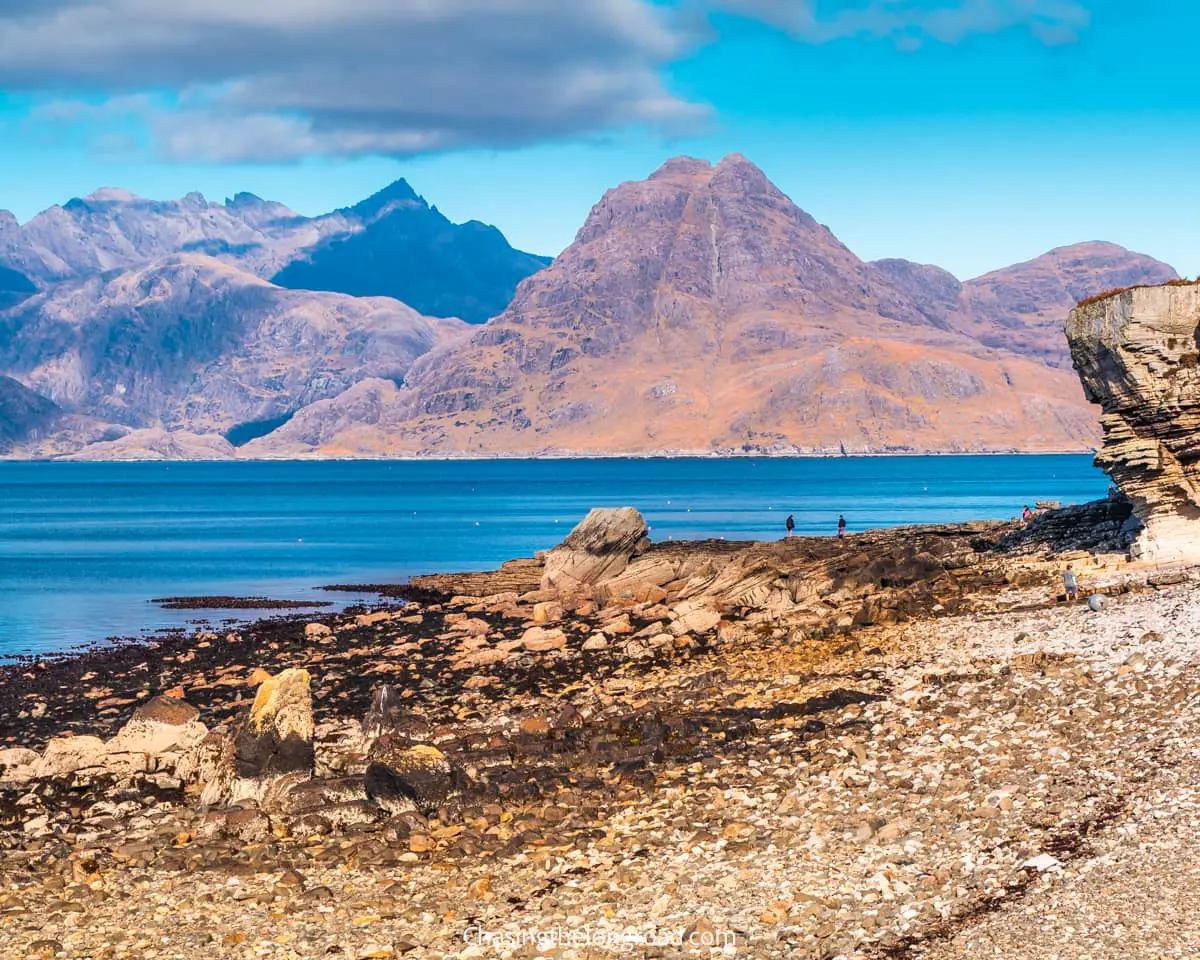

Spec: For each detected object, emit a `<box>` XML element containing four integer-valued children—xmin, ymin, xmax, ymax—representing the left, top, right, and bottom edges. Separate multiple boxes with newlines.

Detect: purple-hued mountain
<box><xmin>248</xmin><ymin>156</ymin><xmax>1177</xmax><ymax>458</ymax></box>
<box><xmin>0</xmin><ymin>157</ymin><xmax>1181</xmax><ymax>458</ymax></box>
<box><xmin>271</xmin><ymin>180</ymin><xmax>552</xmax><ymax>324</ymax></box>
<box><xmin>0</xmin><ymin>180</ymin><xmax>549</xmax><ymax>323</ymax></box>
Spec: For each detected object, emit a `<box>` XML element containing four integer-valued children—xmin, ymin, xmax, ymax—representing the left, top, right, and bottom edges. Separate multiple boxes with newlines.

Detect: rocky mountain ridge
<box><xmin>271</xmin><ymin>180</ymin><xmax>552</xmax><ymax>323</ymax></box>
<box><xmin>0</xmin><ymin>179</ymin><xmax>549</xmax><ymax>323</ymax></box>
<box><xmin>0</xmin><ymin>255</ymin><xmax>469</xmax><ymax>453</ymax></box>
<box><xmin>248</xmin><ymin>155</ymin><xmax>1167</xmax><ymax>458</ymax></box>
<box><xmin>0</xmin><ymin>154</ymin><xmax>1181</xmax><ymax>458</ymax></box>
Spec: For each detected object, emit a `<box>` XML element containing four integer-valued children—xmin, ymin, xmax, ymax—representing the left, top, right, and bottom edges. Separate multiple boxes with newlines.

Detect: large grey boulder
<box><xmin>541</xmin><ymin>507</ymin><xmax>650</xmax><ymax>594</ymax></box>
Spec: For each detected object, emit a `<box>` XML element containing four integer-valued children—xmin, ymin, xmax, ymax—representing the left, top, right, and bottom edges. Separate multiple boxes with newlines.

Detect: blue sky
<box><xmin>0</xmin><ymin>1</ymin><xmax>1196</xmax><ymax>279</ymax></box>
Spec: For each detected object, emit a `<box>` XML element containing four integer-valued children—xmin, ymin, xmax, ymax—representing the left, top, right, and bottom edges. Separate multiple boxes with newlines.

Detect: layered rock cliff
<box><xmin>1066</xmin><ymin>282</ymin><xmax>1200</xmax><ymax>560</ymax></box>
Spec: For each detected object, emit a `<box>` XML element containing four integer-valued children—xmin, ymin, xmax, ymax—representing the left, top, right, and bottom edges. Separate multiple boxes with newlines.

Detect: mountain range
<box><xmin>0</xmin><ymin>155</ymin><xmax>1179</xmax><ymax>459</ymax></box>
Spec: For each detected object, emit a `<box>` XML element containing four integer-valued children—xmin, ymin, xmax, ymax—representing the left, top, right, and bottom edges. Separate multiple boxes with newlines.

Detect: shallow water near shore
<box><xmin>0</xmin><ymin>455</ymin><xmax>1107</xmax><ymax>658</ymax></box>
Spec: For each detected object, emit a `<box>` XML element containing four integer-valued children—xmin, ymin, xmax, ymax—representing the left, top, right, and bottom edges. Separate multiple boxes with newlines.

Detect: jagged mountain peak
<box><xmin>348</xmin><ymin>178</ymin><xmax>425</xmax><ymax>222</ymax></box>
<box><xmin>647</xmin><ymin>156</ymin><xmax>713</xmax><ymax>181</ymax></box>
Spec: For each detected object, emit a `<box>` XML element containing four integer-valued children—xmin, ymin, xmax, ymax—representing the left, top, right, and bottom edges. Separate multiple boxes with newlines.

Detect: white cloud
<box><xmin>0</xmin><ymin>0</ymin><xmax>1093</xmax><ymax>163</ymax></box>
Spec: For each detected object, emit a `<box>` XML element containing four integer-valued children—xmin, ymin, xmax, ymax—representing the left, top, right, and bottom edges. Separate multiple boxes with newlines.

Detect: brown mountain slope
<box><xmin>248</xmin><ymin>154</ymin><xmax>1113</xmax><ymax>457</ymax></box>
<box><xmin>952</xmin><ymin>242</ymin><xmax>1178</xmax><ymax>366</ymax></box>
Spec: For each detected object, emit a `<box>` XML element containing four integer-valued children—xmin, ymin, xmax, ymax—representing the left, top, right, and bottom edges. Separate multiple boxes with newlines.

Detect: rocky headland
<box><xmin>1067</xmin><ymin>281</ymin><xmax>1200</xmax><ymax>562</ymax></box>
<box><xmin>3</xmin><ymin>492</ymin><xmax>1199</xmax><ymax>960</ymax></box>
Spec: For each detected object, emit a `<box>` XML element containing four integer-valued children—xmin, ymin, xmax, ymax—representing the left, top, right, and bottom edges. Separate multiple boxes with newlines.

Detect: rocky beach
<box><xmin>2</xmin><ymin>492</ymin><xmax>1199</xmax><ymax>960</ymax></box>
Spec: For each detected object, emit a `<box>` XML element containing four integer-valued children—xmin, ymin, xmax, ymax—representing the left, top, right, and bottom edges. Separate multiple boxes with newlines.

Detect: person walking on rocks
<box><xmin>785</xmin><ymin>514</ymin><xmax>795</xmax><ymax>538</ymax></box>
<box><xmin>1063</xmin><ymin>564</ymin><xmax>1078</xmax><ymax>602</ymax></box>
<box><xmin>837</xmin><ymin>515</ymin><xmax>846</xmax><ymax>539</ymax></box>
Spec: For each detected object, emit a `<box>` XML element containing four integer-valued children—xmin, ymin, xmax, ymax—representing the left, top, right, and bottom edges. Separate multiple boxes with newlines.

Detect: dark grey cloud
<box><xmin>1</xmin><ymin>0</ymin><xmax>1093</xmax><ymax>163</ymax></box>
<box><xmin>3</xmin><ymin>0</ymin><xmax>701</xmax><ymax>161</ymax></box>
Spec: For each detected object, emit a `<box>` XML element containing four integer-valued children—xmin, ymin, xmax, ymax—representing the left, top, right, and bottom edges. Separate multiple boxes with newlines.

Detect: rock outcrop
<box><xmin>1067</xmin><ymin>282</ymin><xmax>1200</xmax><ymax>561</ymax></box>
<box><xmin>364</xmin><ymin>741</ymin><xmax>462</xmax><ymax>817</ymax></box>
<box><xmin>10</xmin><ymin>695</ymin><xmax>208</xmax><ymax>782</ymax></box>
<box><xmin>198</xmin><ymin>667</ymin><xmax>315</xmax><ymax>807</ymax></box>
<box><xmin>540</xmin><ymin>507</ymin><xmax>651</xmax><ymax>593</ymax></box>
<box><xmin>104</xmin><ymin>695</ymin><xmax>207</xmax><ymax>771</ymax></box>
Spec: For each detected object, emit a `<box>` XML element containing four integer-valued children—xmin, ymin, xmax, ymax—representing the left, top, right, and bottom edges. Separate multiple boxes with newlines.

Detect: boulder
<box><xmin>540</xmin><ymin>508</ymin><xmax>650</xmax><ymax>594</ymax></box>
<box><xmin>1067</xmin><ymin>283</ymin><xmax>1200</xmax><ymax>561</ymax></box>
<box><xmin>668</xmin><ymin>603</ymin><xmax>721</xmax><ymax>636</ymax></box>
<box><xmin>199</xmin><ymin>667</ymin><xmax>315</xmax><ymax>807</ymax></box>
<box><xmin>33</xmin><ymin>736</ymin><xmax>107</xmax><ymax>779</ymax></box>
<box><xmin>521</xmin><ymin>626</ymin><xmax>567</xmax><ymax>652</ymax></box>
<box><xmin>364</xmin><ymin>740</ymin><xmax>464</xmax><ymax>816</ymax></box>
<box><xmin>176</xmin><ymin>730</ymin><xmax>230</xmax><ymax>787</ymax></box>
<box><xmin>0</xmin><ymin>747</ymin><xmax>39</xmax><ymax>783</ymax></box>
<box><xmin>531</xmin><ymin>601</ymin><xmax>563</xmax><ymax>623</ymax></box>
<box><xmin>106</xmin><ymin>695</ymin><xmax>207</xmax><ymax>761</ymax></box>
<box><xmin>361</xmin><ymin>684</ymin><xmax>404</xmax><ymax>742</ymax></box>
<box><xmin>582</xmin><ymin>633</ymin><xmax>610</xmax><ymax>651</ymax></box>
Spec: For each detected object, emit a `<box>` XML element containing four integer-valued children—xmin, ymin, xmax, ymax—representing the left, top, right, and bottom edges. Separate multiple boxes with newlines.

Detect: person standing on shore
<box><xmin>1063</xmin><ymin>564</ymin><xmax>1078</xmax><ymax>602</ymax></box>
<box><xmin>785</xmin><ymin>514</ymin><xmax>795</xmax><ymax>538</ymax></box>
<box><xmin>1022</xmin><ymin>505</ymin><xmax>1033</xmax><ymax>523</ymax></box>
<box><xmin>837</xmin><ymin>515</ymin><xmax>846</xmax><ymax>539</ymax></box>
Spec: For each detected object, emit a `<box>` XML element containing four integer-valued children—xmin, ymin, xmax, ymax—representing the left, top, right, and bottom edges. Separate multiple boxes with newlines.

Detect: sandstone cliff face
<box><xmin>0</xmin><ymin>255</ymin><xmax>468</xmax><ymax>439</ymax></box>
<box><xmin>263</xmin><ymin>155</ymin><xmax>1104</xmax><ymax>457</ymax></box>
<box><xmin>1067</xmin><ymin>282</ymin><xmax>1200</xmax><ymax>561</ymax></box>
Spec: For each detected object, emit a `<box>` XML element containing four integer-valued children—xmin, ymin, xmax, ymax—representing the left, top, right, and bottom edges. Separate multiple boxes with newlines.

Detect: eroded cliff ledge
<box><xmin>1067</xmin><ymin>282</ymin><xmax>1200</xmax><ymax>560</ymax></box>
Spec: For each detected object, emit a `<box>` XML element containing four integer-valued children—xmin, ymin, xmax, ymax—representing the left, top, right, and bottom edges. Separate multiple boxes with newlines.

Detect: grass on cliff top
<box><xmin>1076</xmin><ymin>277</ymin><xmax>1200</xmax><ymax>309</ymax></box>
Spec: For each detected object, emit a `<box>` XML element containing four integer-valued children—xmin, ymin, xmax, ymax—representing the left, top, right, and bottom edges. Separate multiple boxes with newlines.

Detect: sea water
<box><xmin>0</xmin><ymin>456</ymin><xmax>1108</xmax><ymax>658</ymax></box>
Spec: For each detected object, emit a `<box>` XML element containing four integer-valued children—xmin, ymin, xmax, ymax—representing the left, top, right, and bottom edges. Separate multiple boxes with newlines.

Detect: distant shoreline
<box><xmin>1</xmin><ymin>448</ymin><xmax>1098</xmax><ymax>465</ymax></box>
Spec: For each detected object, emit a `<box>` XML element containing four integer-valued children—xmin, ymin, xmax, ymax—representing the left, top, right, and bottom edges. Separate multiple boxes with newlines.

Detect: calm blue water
<box><xmin>0</xmin><ymin>456</ymin><xmax>1107</xmax><ymax>658</ymax></box>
